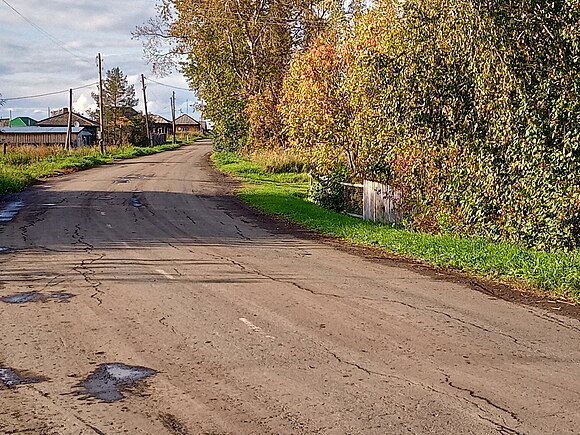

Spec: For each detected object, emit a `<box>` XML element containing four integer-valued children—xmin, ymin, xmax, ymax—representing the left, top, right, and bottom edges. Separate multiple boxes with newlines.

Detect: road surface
<box><xmin>0</xmin><ymin>140</ymin><xmax>578</xmax><ymax>434</ymax></box>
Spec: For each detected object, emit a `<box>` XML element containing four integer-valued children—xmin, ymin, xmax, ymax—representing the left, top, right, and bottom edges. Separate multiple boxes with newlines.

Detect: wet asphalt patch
<box><xmin>1</xmin><ymin>292</ymin><xmax>75</xmax><ymax>304</ymax></box>
<box><xmin>0</xmin><ymin>366</ymin><xmax>47</xmax><ymax>388</ymax></box>
<box><xmin>131</xmin><ymin>196</ymin><xmax>143</xmax><ymax>207</ymax></box>
<box><xmin>76</xmin><ymin>363</ymin><xmax>157</xmax><ymax>402</ymax></box>
<box><xmin>0</xmin><ymin>200</ymin><xmax>25</xmax><ymax>223</ymax></box>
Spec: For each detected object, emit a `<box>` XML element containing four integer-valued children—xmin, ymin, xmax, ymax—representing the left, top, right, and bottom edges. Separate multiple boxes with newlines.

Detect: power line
<box><xmin>0</xmin><ymin>0</ymin><xmax>91</xmax><ymax>64</ymax></box>
<box><xmin>144</xmin><ymin>77</ymin><xmax>193</xmax><ymax>91</ymax></box>
<box><xmin>2</xmin><ymin>82</ymin><xmax>98</xmax><ymax>102</ymax></box>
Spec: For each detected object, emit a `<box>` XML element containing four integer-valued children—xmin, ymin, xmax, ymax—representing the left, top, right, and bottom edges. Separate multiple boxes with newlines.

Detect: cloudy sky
<box><xmin>0</xmin><ymin>0</ymin><xmax>199</xmax><ymax>122</ymax></box>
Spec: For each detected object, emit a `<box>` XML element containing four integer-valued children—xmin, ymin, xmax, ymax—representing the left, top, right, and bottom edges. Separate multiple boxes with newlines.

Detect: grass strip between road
<box><xmin>213</xmin><ymin>151</ymin><xmax>580</xmax><ymax>303</ymax></box>
<box><xmin>0</xmin><ymin>143</ymin><xmax>188</xmax><ymax>196</ymax></box>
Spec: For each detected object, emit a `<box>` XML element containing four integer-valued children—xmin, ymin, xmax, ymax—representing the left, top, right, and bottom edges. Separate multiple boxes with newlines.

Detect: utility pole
<box><xmin>141</xmin><ymin>74</ymin><xmax>153</xmax><ymax>147</ymax></box>
<box><xmin>65</xmin><ymin>88</ymin><xmax>73</xmax><ymax>151</ymax></box>
<box><xmin>171</xmin><ymin>91</ymin><xmax>176</xmax><ymax>145</ymax></box>
<box><xmin>97</xmin><ymin>53</ymin><xmax>106</xmax><ymax>153</ymax></box>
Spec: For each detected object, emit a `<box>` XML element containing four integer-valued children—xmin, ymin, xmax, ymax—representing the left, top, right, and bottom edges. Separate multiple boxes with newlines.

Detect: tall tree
<box><xmin>136</xmin><ymin>0</ymin><xmax>341</xmax><ymax>151</ymax></box>
<box><xmin>91</xmin><ymin>67</ymin><xmax>140</xmax><ymax>147</ymax></box>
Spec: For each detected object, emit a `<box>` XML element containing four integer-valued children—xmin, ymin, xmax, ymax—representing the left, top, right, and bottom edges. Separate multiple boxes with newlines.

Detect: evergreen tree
<box><xmin>91</xmin><ymin>67</ymin><xmax>140</xmax><ymax>147</ymax></box>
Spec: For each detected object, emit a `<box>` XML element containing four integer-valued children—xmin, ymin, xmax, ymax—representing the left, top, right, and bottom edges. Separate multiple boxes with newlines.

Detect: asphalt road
<box><xmin>0</xmin><ymin>140</ymin><xmax>579</xmax><ymax>435</ymax></box>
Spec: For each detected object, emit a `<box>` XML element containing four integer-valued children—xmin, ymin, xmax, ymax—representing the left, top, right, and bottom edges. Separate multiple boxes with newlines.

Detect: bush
<box><xmin>283</xmin><ymin>0</ymin><xmax>580</xmax><ymax>251</ymax></box>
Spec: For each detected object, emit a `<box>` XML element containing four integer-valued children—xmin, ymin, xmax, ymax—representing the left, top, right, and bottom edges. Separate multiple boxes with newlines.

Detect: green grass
<box><xmin>213</xmin><ymin>151</ymin><xmax>580</xmax><ymax>303</ymax></box>
<box><xmin>0</xmin><ymin>143</ymin><xmax>187</xmax><ymax>195</ymax></box>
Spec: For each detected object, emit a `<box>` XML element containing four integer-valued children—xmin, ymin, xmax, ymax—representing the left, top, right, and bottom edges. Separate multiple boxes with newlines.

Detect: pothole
<box><xmin>1</xmin><ymin>292</ymin><xmax>75</xmax><ymax>304</ymax></box>
<box><xmin>0</xmin><ymin>367</ymin><xmax>47</xmax><ymax>388</ymax></box>
<box><xmin>113</xmin><ymin>178</ymin><xmax>129</xmax><ymax>184</ymax></box>
<box><xmin>131</xmin><ymin>196</ymin><xmax>143</xmax><ymax>208</ymax></box>
<box><xmin>125</xmin><ymin>175</ymin><xmax>153</xmax><ymax>180</ymax></box>
<box><xmin>76</xmin><ymin>363</ymin><xmax>157</xmax><ymax>402</ymax></box>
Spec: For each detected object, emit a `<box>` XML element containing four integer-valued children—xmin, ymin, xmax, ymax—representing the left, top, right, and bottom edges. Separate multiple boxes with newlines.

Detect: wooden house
<box><xmin>175</xmin><ymin>114</ymin><xmax>201</xmax><ymax>138</ymax></box>
<box><xmin>37</xmin><ymin>109</ymin><xmax>98</xmax><ymax>144</ymax></box>
<box><xmin>150</xmin><ymin>115</ymin><xmax>173</xmax><ymax>136</ymax></box>
<box><xmin>0</xmin><ymin>126</ymin><xmax>92</xmax><ymax>147</ymax></box>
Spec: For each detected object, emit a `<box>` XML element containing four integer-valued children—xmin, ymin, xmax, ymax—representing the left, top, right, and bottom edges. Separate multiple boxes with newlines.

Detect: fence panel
<box><xmin>363</xmin><ymin>181</ymin><xmax>402</xmax><ymax>224</ymax></box>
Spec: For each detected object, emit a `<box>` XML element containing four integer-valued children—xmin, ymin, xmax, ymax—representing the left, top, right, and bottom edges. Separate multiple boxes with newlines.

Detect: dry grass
<box><xmin>246</xmin><ymin>148</ymin><xmax>307</xmax><ymax>173</ymax></box>
<box><xmin>0</xmin><ymin>143</ymin><xmax>180</xmax><ymax>195</ymax></box>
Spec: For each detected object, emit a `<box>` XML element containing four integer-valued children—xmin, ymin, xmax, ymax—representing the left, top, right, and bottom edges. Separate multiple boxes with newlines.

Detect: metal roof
<box><xmin>150</xmin><ymin>114</ymin><xmax>171</xmax><ymax>124</ymax></box>
<box><xmin>0</xmin><ymin>127</ymin><xmax>86</xmax><ymax>134</ymax></box>
<box><xmin>175</xmin><ymin>114</ymin><xmax>200</xmax><ymax>126</ymax></box>
<box><xmin>37</xmin><ymin>112</ymin><xmax>98</xmax><ymax>127</ymax></box>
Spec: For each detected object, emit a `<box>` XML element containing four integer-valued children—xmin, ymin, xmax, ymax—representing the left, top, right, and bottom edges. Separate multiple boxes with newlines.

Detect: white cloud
<box><xmin>0</xmin><ymin>0</ymin><xmax>200</xmax><ymax>122</ymax></box>
<box><xmin>74</xmin><ymin>92</ymin><xmax>97</xmax><ymax>115</ymax></box>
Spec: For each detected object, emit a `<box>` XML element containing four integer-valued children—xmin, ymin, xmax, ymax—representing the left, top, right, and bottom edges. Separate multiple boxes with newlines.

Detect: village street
<box><xmin>0</xmin><ymin>140</ymin><xmax>578</xmax><ymax>434</ymax></box>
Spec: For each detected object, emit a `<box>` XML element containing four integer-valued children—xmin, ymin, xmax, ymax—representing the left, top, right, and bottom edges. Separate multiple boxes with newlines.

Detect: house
<box><xmin>175</xmin><ymin>114</ymin><xmax>201</xmax><ymax>137</ymax></box>
<box><xmin>37</xmin><ymin>108</ymin><xmax>98</xmax><ymax>144</ymax></box>
<box><xmin>150</xmin><ymin>114</ymin><xmax>173</xmax><ymax>136</ymax></box>
<box><xmin>0</xmin><ymin>126</ymin><xmax>93</xmax><ymax>147</ymax></box>
<box><xmin>10</xmin><ymin>116</ymin><xmax>37</xmax><ymax>127</ymax></box>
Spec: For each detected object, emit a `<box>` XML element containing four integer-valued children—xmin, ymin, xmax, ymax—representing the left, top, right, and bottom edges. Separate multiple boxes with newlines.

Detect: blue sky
<box><xmin>0</xmin><ymin>0</ymin><xmax>200</xmax><ymax>122</ymax></box>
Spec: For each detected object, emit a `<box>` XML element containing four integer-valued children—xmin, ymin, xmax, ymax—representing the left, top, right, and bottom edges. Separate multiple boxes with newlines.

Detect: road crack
<box><xmin>159</xmin><ymin>316</ymin><xmax>177</xmax><ymax>334</ymax></box>
<box><xmin>214</xmin><ymin>254</ymin><xmax>538</xmax><ymax>351</ymax></box>
<box><xmin>443</xmin><ymin>374</ymin><xmax>522</xmax><ymax>434</ymax></box>
<box><xmin>234</xmin><ymin>224</ymin><xmax>251</xmax><ymax>241</ymax></box>
<box><xmin>72</xmin><ymin>224</ymin><xmax>104</xmax><ymax>305</ymax></box>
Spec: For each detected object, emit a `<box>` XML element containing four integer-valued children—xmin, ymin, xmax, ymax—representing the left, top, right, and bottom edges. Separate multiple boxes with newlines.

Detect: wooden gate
<box><xmin>363</xmin><ymin>181</ymin><xmax>402</xmax><ymax>224</ymax></box>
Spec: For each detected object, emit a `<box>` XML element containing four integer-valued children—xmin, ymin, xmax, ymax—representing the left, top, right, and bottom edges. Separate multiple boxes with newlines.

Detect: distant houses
<box><xmin>1</xmin><ymin>108</ymin><xmax>206</xmax><ymax>148</ymax></box>
<box><xmin>149</xmin><ymin>113</ymin><xmax>207</xmax><ymax>141</ymax></box>
<box><xmin>0</xmin><ymin>109</ymin><xmax>97</xmax><ymax>147</ymax></box>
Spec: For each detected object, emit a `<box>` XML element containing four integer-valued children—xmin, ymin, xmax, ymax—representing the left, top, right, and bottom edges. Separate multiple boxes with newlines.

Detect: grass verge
<box><xmin>0</xmin><ymin>143</ymin><xmax>187</xmax><ymax>196</ymax></box>
<box><xmin>213</xmin><ymin>151</ymin><xmax>580</xmax><ymax>303</ymax></box>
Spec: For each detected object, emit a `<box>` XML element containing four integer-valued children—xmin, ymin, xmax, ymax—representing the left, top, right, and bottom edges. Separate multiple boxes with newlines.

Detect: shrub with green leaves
<box><xmin>339</xmin><ymin>0</ymin><xmax>580</xmax><ymax>251</ymax></box>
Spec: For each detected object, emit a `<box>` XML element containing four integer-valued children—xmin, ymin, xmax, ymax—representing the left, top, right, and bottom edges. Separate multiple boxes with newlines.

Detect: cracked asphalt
<box><xmin>0</xmin><ymin>140</ymin><xmax>579</xmax><ymax>434</ymax></box>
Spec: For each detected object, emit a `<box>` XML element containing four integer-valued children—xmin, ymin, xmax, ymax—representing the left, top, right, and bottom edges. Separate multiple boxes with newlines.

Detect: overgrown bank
<box><xmin>213</xmin><ymin>151</ymin><xmax>580</xmax><ymax>304</ymax></box>
<box><xmin>0</xmin><ymin>142</ymin><xmax>191</xmax><ymax>196</ymax></box>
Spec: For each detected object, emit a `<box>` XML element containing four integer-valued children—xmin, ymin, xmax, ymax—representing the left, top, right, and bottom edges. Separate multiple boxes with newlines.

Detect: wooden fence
<box><xmin>309</xmin><ymin>175</ymin><xmax>403</xmax><ymax>224</ymax></box>
<box><xmin>361</xmin><ymin>181</ymin><xmax>402</xmax><ymax>224</ymax></box>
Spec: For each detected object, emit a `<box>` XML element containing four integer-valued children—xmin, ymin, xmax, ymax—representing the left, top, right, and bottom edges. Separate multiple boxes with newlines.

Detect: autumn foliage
<box><xmin>280</xmin><ymin>0</ymin><xmax>580</xmax><ymax>251</ymax></box>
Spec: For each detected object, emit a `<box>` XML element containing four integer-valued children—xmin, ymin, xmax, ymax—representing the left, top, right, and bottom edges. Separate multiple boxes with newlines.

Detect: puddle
<box><xmin>46</xmin><ymin>292</ymin><xmax>76</xmax><ymax>301</ymax></box>
<box><xmin>0</xmin><ymin>200</ymin><xmax>25</xmax><ymax>223</ymax></box>
<box><xmin>0</xmin><ymin>247</ymin><xmax>14</xmax><ymax>254</ymax></box>
<box><xmin>113</xmin><ymin>178</ymin><xmax>129</xmax><ymax>184</ymax></box>
<box><xmin>1</xmin><ymin>292</ymin><xmax>75</xmax><ymax>304</ymax></box>
<box><xmin>131</xmin><ymin>196</ymin><xmax>143</xmax><ymax>208</ymax></box>
<box><xmin>76</xmin><ymin>363</ymin><xmax>157</xmax><ymax>402</ymax></box>
<box><xmin>126</xmin><ymin>175</ymin><xmax>152</xmax><ymax>180</ymax></box>
<box><xmin>0</xmin><ymin>367</ymin><xmax>46</xmax><ymax>388</ymax></box>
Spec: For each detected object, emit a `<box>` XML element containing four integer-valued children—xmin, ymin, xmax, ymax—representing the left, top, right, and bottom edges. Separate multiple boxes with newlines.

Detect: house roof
<box><xmin>150</xmin><ymin>114</ymin><xmax>171</xmax><ymax>124</ymax></box>
<box><xmin>10</xmin><ymin>116</ymin><xmax>37</xmax><ymax>126</ymax></box>
<box><xmin>175</xmin><ymin>114</ymin><xmax>200</xmax><ymax>126</ymax></box>
<box><xmin>37</xmin><ymin>112</ymin><xmax>98</xmax><ymax>127</ymax></box>
<box><xmin>0</xmin><ymin>126</ymin><xmax>86</xmax><ymax>134</ymax></box>
<box><xmin>121</xmin><ymin>107</ymin><xmax>140</xmax><ymax>118</ymax></box>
